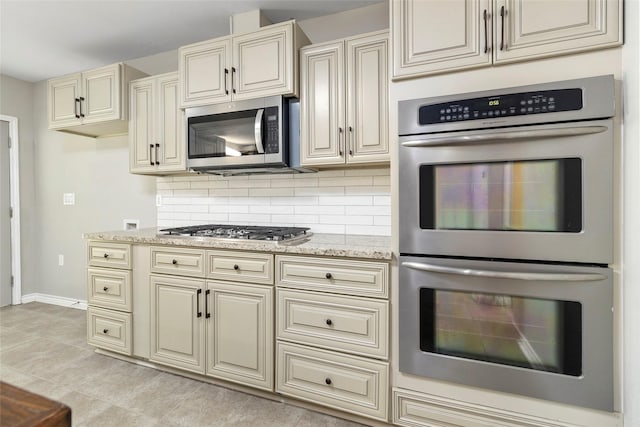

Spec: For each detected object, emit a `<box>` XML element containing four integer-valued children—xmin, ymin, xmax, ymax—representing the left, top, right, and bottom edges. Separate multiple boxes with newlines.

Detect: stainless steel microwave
<box><xmin>185</xmin><ymin>96</ymin><xmax>311</xmax><ymax>175</ymax></box>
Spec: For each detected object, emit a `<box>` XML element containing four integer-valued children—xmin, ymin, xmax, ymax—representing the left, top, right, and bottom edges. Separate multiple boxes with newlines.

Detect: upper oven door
<box><xmin>186</xmin><ymin>96</ymin><xmax>285</xmax><ymax>169</ymax></box>
<box><xmin>398</xmin><ymin>119</ymin><xmax>613</xmax><ymax>264</ymax></box>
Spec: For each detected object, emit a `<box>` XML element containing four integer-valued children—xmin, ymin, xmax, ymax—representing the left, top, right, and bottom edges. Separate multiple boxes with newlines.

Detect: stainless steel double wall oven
<box><xmin>398</xmin><ymin>75</ymin><xmax>616</xmax><ymax>411</ymax></box>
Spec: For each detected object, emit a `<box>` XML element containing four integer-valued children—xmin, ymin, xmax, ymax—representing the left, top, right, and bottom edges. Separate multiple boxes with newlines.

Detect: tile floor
<box><xmin>0</xmin><ymin>302</ymin><xmax>367</xmax><ymax>427</ymax></box>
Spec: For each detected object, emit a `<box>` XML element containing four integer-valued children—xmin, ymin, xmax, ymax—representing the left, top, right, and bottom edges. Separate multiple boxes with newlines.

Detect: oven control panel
<box><xmin>419</xmin><ymin>88</ymin><xmax>583</xmax><ymax>125</ymax></box>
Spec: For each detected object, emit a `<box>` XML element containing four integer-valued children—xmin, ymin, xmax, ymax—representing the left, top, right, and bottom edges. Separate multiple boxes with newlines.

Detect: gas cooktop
<box><xmin>159</xmin><ymin>224</ymin><xmax>311</xmax><ymax>242</ymax></box>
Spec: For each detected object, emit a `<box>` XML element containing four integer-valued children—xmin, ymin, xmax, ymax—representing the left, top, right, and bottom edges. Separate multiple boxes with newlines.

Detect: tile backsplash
<box><xmin>156</xmin><ymin>167</ymin><xmax>391</xmax><ymax>236</ymax></box>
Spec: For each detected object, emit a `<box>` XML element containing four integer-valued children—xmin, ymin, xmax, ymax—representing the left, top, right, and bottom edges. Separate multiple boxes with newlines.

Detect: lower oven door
<box><xmin>398</xmin><ymin>255</ymin><xmax>613</xmax><ymax>411</ymax></box>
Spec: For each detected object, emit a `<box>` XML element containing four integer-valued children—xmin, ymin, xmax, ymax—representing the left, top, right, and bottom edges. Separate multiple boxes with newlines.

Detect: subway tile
<box><xmin>319</xmin><ymin>215</ymin><xmax>373</xmax><ymax>225</ymax></box>
<box><xmin>269</xmin><ymin>178</ymin><xmax>296</xmax><ymax>188</ymax></box>
<box><xmin>191</xmin><ymin>180</ymin><xmax>222</xmax><ymax>189</ymax></box>
<box><xmin>190</xmin><ymin>197</ymin><xmax>220</xmax><ymax>205</ymax></box>
<box><xmin>319</xmin><ymin>176</ymin><xmax>373</xmax><ymax>187</ymax></box>
<box><xmin>209</xmin><ymin>188</ymin><xmax>249</xmax><ymax>197</ymax></box>
<box><xmin>172</xmin><ymin>175</ymin><xmax>206</xmax><ymax>182</ymax></box>
<box><xmin>272</xmin><ymin>214</ymin><xmax>319</xmax><ymax>224</ymax></box>
<box><xmin>249</xmin><ymin>205</ymin><xmax>295</xmax><ymax>215</ymax></box>
<box><xmin>175</xmin><ymin>205</ymin><xmax>209</xmax><ymax>213</ymax></box>
<box><xmin>229</xmin><ymin>213</ymin><xmax>269</xmax><ymax>223</ymax></box>
<box><xmin>294</xmin><ymin>205</ymin><xmax>345</xmax><ymax>215</ymax></box>
<box><xmin>345</xmin><ymin>185</ymin><xmax>390</xmax><ymax>195</ymax></box>
<box><xmin>346</xmin><ymin>206</ymin><xmax>378</xmax><ymax>216</ymax></box>
<box><xmin>228</xmin><ymin>196</ymin><xmax>270</xmax><ymax>206</ymax></box>
<box><xmin>318</xmin><ymin>196</ymin><xmax>373</xmax><ymax>206</ymax></box>
<box><xmin>374</xmin><ymin>215</ymin><xmax>392</xmax><ymax>226</ymax></box>
<box><xmin>173</xmin><ymin>189</ymin><xmax>209</xmax><ymax>197</ymax></box>
<box><xmin>229</xmin><ymin>179</ymin><xmax>270</xmax><ymax>189</ymax></box>
<box><xmin>271</xmin><ymin>196</ymin><xmax>318</xmax><ymax>205</ymax></box>
<box><xmin>190</xmin><ymin>213</ymin><xmax>229</xmax><ymax>222</ymax></box>
<box><xmin>293</xmin><ymin>177</ymin><xmax>319</xmax><ymax>187</ymax></box>
<box><xmin>156</xmin><ymin>189</ymin><xmax>173</xmax><ymax>196</ymax></box>
<box><xmin>373</xmin><ymin>195</ymin><xmax>391</xmax><ymax>206</ymax></box>
<box><xmin>294</xmin><ymin>187</ymin><xmax>345</xmax><ymax>196</ymax></box>
<box><xmin>345</xmin><ymin>167</ymin><xmax>390</xmax><ymax>177</ymax></box>
<box><xmin>373</xmin><ymin>175</ymin><xmax>391</xmax><ymax>186</ymax></box>
<box><xmin>248</xmin><ymin>188</ymin><xmax>294</xmax><ymax>197</ymax></box>
<box><xmin>313</xmin><ymin>170</ymin><xmax>346</xmax><ymax>178</ymax></box>
<box><xmin>157</xmin><ymin>182</ymin><xmax>190</xmax><ymax>190</ymax></box>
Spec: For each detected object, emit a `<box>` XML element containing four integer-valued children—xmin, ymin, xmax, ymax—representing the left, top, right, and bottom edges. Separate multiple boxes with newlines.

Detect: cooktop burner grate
<box><xmin>159</xmin><ymin>224</ymin><xmax>310</xmax><ymax>241</ymax></box>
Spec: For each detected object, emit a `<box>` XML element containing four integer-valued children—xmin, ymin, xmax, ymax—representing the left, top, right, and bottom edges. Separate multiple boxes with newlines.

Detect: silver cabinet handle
<box><xmin>402</xmin><ymin>262</ymin><xmax>607</xmax><ymax>282</ymax></box>
<box><xmin>79</xmin><ymin>96</ymin><xmax>85</xmax><ymax>118</ymax></box>
<box><xmin>231</xmin><ymin>67</ymin><xmax>236</xmax><ymax>94</ymax></box>
<box><xmin>74</xmin><ymin>98</ymin><xmax>81</xmax><ymax>118</ymax></box>
<box><xmin>149</xmin><ymin>144</ymin><xmax>154</xmax><ymax>166</ymax></box>
<box><xmin>338</xmin><ymin>127</ymin><xmax>344</xmax><ymax>156</ymax></box>
<box><xmin>348</xmin><ymin>126</ymin><xmax>353</xmax><ymax>156</ymax></box>
<box><xmin>155</xmin><ymin>143</ymin><xmax>160</xmax><ymax>165</ymax></box>
<box><xmin>401</xmin><ymin>126</ymin><xmax>608</xmax><ymax>148</ymax></box>
<box><xmin>254</xmin><ymin>109</ymin><xmax>264</xmax><ymax>154</ymax></box>
<box><xmin>224</xmin><ymin>68</ymin><xmax>229</xmax><ymax>95</ymax></box>
<box><xmin>483</xmin><ymin>9</ymin><xmax>489</xmax><ymax>54</ymax></box>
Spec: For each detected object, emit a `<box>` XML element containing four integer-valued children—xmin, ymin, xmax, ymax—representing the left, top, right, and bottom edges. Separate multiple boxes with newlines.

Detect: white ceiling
<box><xmin>0</xmin><ymin>0</ymin><xmax>383</xmax><ymax>83</ymax></box>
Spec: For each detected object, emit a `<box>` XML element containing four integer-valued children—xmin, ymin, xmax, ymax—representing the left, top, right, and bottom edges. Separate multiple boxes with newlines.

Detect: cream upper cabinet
<box><xmin>179</xmin><ymin>21</ymin><xmax>309</xmax><ymax>108</ymax></box>
<box><xmin>494</xmin><ymin>0</ymin><xmax>623</xmax><ymax>63</ymax></box>
<box><xmin>392</xmin><ymin>0</ymin><xmax>623</xmax><ymax>79</ymax></box>
<box><xmin>300</xmin><ymin>30</ymin><xmax>389</xmax><ymax>167</ymax></box>
<box><xmin>48</xmin><ymin>63</ymin><xmax>146</xmax><ymax>137</ymax></box>
<box><xmin>129</xmin><ymin>72</ymin><xmax>186</xmax><ymax>174</ymax></box>
<box><xmin>206</xmin><ymin>281</ymin><xmax>274</xmax><ymax>391</ymax></box>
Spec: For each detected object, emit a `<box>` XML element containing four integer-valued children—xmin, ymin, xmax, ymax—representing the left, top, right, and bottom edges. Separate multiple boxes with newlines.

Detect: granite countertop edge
<box><xmin>83</xmin><ymin>228</ymin><xmax>393</xmax><ymax>260</ymax></box>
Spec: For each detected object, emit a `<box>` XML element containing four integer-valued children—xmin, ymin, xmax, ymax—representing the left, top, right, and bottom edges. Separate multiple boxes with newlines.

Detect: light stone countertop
<box><xmin>83</xmin><ymin>228</ymin><xmax>393</xmax><ymax>260</ymax></box>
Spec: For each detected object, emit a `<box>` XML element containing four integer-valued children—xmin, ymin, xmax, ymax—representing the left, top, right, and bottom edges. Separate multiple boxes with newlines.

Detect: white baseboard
<box><xmin>21</xmin><ymin>293</ymin><xmax>87</xmax><ymax>310</ymax></box>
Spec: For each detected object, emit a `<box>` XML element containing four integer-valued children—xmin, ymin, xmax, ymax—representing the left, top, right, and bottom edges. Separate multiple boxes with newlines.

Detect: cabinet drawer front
<box><xmin>151</xmin><ymin>247</ymin><xmax>206</xmax><ymax>277</ymax></box>
<box><xmin>207</xmin><ymin>250</ymin><xmax>273</xmax><ymax>285</ymax></box>
<box><xmin>276</xmin><ymin>256</ymin><xmax>388</xmax><ymax>298</ymax></box>
<box><xmin>277</xmin><ymin>289</ymin><xmax>389</xmax><ymax>359</ymax></box>
<box><xmin>277</xmin><ymin>342</ymin><xmax>389</xmax><ymax>421</ymax></box>
<box><xmin>87</xmin><ymin>307</ymin><xmax>132</xmax><ymax>355</ymax></box>
<box><xmin>88</xmin><ymin>242</ymin><xmax>131</xmax><ymax>269</ymax></box>
<box><xmin>87</xmin><ymin>268</ymin><xmax>132</xmax><ymax>311</ymax></box>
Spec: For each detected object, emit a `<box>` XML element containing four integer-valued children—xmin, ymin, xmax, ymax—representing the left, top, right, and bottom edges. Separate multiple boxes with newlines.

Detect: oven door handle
<box><xmin>401</xmin><ymin>262</ymin><xmax>607</xmax><ymax>281</ymax></box>
<box><xmin>401</xmin><ymin>126</ymin><xmax>608</xmax><ymax>147</ymax></box>
<box><xmin>254</xmin><ymin>108</ymin><xmax>265</xmax><ymax>154</ymax></box>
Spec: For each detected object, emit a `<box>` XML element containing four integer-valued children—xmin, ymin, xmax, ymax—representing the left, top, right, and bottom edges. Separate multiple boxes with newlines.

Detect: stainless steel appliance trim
<box><xmin>400</xmin><ymin>125</ymin><xmax>608</xmax><ymax>147</ymax></box>
<box><xmin>402</xmin><ymin>261</ymin><xmax>607</xmax><ymax>281</ymax></box>
<box><xmin>398</xmin><ymin>255</ymin><xmax>614</xmax><ymax>412</ymax></box>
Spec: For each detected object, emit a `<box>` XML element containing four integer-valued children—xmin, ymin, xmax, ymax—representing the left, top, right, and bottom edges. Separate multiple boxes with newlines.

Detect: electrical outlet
<box><xmin>58</xmin><ymin>254</ymin><xmax>64</xmax><ymax>266</ymax></box>
<box><xmin>63</xmin><ymin>193</ymin><xmax>75</xmax><ymax>205</ymax></box>
<box><xmin>123</xmin><ymin>219</ymin><xmax>140</xmax><ymax>231</ymax></box>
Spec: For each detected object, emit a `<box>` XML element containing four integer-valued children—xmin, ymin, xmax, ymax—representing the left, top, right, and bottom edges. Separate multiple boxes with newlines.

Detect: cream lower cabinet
<box><xmin>300</xmin><ymin>30</ymin><xmax>389</xmax><ymax>166</ymax></box>
<box><xmin>149</xmin><ymin>247</ymin><xmax>274</xmax><ymax>391</ymax></box>
<box><xmin>275</xmin><ymin>255</ymin><xmax>390</xmax><ymax>422</ymax></box>
<box><xmin>129</xmin><ymin>72</ymin><xmax>186</xmax><ymax>174</ymax></box>
<box><xmin>86</xmin><ymin>241</ymin><xmax>133</xmax><ymax>356</ymax></box>
<box><xmin>392</xmin><ymin>0</ymin><xmax>623</xmax><ymax>79</ymax></box>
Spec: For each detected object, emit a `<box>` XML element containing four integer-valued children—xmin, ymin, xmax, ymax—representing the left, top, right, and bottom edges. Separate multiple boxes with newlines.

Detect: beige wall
<box><xmin>0</xmin><ymin>74</ymin><xmax>36</xmax><ymax>294</ymax></box>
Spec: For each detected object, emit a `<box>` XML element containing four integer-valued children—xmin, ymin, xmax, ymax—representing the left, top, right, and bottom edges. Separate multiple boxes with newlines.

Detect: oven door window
<box><xmin>420</xmin><ymin>288</ymin><xmax>582</xmax><ymax>376</ymax></box>
<box><xmin>419</xmin><ymin>159</ymin><xmax>582</xmax><ymax>232</ymax></box>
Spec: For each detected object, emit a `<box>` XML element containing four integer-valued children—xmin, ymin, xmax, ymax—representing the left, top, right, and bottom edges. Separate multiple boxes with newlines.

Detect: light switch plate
<box><xmin>63</xmin><ymin>193</ymin><xmax>75</xmax><ymax>205</ymax></box>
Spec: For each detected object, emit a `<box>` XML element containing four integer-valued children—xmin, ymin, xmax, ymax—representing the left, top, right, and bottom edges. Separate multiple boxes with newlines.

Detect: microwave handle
<box><xmin>401</xmin><ymin>125</ymin><xmax>608</xmax><ymax>148</ymax></box>
<box><xmin>402</xmin><ymin>261</ymin><xmax>607</xmax><ymax>282</ymax></box>
<box><xmin>254</xmin><ymin>108</ymin><xmax>265</xmax><ymax>154</ymax></box>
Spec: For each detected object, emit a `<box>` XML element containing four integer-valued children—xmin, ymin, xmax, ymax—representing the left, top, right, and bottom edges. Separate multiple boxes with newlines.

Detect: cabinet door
<box><xmin>206</xmin><ymin>281</ymin><xmax>274</xmax><ymax>391</ymax></box>
<box><xmin>346</xmin><ymin>32</ymin><xmax>389</xmax><ymax>164</ymax></box>
<box><xmin>82</xmin><ymin>63</ymin><xmax>121</xmax><ymax>124</ymax></box>
<box><xmin>300</xmin><ymin>42</ymin><xmax>345</xmax><ymax>166</ymax></box>
<box><xmin>156</xmin><ymin>73</ymin><xmax>186</xmax><ymax>171</ymax></box>
<box><xmin>179</xmin><ymin>38</ymin><xmax>231</xmax><ymax>107</ymax></box>
<box><xmin>494</xmin><ymin>0</ymin><xmax>622</xmax><ymax>63</ymax></box>
<box><xmin>48</xmin><ymin>74</ymin><xmax>82</xmax><ymax>128</ymax></box>
<box><xmin>232</xmin><ymin>22</ymin><xmax>294</xmax><ymax>100</ymax></box>
<box><xmin>392</xmin><ymin>0</ymin><xmax>491</xmax><ymax>79</ymax></box>
<box><xmin>129</xmin><ymin>78</ymin><xmax>155</xmax><ymax>173</ymax></box>
<box><xmin>150</xmin><ymin>275</ymin><xmax>205</xmax><ymax>374</ymax></box>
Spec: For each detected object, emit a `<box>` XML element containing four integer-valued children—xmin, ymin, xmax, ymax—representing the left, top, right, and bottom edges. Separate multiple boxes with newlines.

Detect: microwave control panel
<box><xmin>264</xmin><ymin>106</ymin><xmax>280</xmax><ymax>154</ymax></box>
<box><xmin>419</xmin><ymin>88</ymin><xmax>583</xmax><ymax>125</ymax></box>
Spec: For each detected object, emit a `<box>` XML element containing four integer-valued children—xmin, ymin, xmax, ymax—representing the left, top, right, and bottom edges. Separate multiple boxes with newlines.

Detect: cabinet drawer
<box><xmin>277</xmin><ymin>342</ymin><xmax>388</xmax><ymax>421</ymax></box>
<box><xmin>88</xmin><ymin>242</ymin><xmax>131</xmax><ymax>269</ymax></box>
<box><xmin>277</xmin><ymin>289</ymin><xmax>389</xmax><ymax>359</ymax></box>
<box><xmin>87</xmin><ymin>306</ymin><xmax>132</xmax><ymax>355</ymax></box>
<box><xmin>87</xmin><ymin>268</ymin><xmax>132</xmax><ymax>312</ymax></box>
<box><xmin>276</xmin><ymin>255</ymin><xmax>388</xmax><ymax>298</ymax></box>
<box><xmin>151</xmin><ymin>247</ymin><xmax>206</xmax><ymax>277</ymax></box>
<box><xmin>207</xmin><ymin>250</ymin><xmax>273</xmax><ymax>285</ymax></box>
